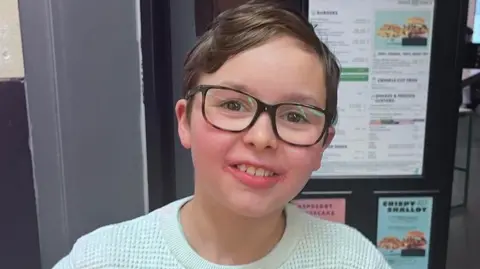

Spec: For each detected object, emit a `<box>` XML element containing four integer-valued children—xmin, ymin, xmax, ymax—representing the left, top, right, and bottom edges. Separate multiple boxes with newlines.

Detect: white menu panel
<box><xmin>310</xmin><ymin>0</ymin><xmax>435</xmax><ymax>177</ymax></box>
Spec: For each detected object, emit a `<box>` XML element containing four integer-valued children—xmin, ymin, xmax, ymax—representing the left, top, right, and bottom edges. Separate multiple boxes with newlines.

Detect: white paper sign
<box><xmin>310</xmin><ymin>0</ymin><xmax>435</xmax><ymax>177</ymax></box>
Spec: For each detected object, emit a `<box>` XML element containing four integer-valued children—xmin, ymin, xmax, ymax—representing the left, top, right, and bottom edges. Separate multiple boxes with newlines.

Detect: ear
<box><xmin>313</xmin><ymin>126</ymin><xmax>335</xmax><ymax>171</ymax></box>
<box><xmin>175</xmin><ymin>99</ymin><xmax>191</xmax><ymax>149</ymax></box>
<box><xmin>322</xmin><ymin>126</ymin><xmax>335</xmax><ymax>150</ymax></box>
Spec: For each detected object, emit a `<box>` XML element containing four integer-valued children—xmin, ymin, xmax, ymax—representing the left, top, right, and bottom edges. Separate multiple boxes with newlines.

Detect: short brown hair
<box><xmin>183</xmin><ymin>0</ymin><xmax>340</xmax><ymax>125</ymax></box>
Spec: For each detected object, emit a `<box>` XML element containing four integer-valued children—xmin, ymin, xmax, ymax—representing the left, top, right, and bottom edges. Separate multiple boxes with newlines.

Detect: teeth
<box><xmin>247</xmin><ymin>166</ymin><xmax>256</xmax><ymax>175</ymax></box>
<box><xmin>236</xmin><ymin>164</ymin><xmax>275</xmax><ymax>177</ymax></box>
<box><xmin>255</xmin><ymin>168</ymin><xmax>265</xmax><ymax>177</ymax></box>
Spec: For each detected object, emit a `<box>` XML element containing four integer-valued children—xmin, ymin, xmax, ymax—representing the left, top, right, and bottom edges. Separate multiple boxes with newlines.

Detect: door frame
<box><xmin>140</xmin><ymin>0</ymin><xmax>177</xmax><ymax>210</ymax></box>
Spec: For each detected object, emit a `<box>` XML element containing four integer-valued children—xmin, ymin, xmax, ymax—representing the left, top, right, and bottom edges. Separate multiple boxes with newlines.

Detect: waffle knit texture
<box><xmin>53</xmin><ymin>196</ymin><xmax>392</xmax><ymax>269</ymax></box>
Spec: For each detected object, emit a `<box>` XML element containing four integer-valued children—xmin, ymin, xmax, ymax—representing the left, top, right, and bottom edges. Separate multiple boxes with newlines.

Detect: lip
<box><xmin>225</xmin><ymin>165</ymin><xmax>283</xmax><ymax>189</ymax></box>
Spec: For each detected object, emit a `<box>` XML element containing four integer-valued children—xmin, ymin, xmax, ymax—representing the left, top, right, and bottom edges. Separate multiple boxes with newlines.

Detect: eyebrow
<box><xmin>219</xmin><ymin>80</ymin><xmax>324</xmax><ymax>107</ymax></box>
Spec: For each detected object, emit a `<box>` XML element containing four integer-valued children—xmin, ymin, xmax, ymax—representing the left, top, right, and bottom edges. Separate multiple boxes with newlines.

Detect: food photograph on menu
<box><xmin>375</xmin><ymin>11</ymin><xmax>432</xmax><ymax>48</ymax></box>
<box><xmin>376</xmin><ymin>197</ymin><xmax>433</xmax><ymax>269</ymax></box>
<box><xmin>378</xmin><ymin>230</ymin><xmax>428</xmax><ymax>255</ymax></box>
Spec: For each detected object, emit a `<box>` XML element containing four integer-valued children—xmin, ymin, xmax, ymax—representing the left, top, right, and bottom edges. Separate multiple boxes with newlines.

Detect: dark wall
<box><xmin>0</xmin><ymin>80</ymin><xmax>41</xmax><ymax>268</ymax></box>
<box><xmin>194</xmin><ymin>0</ymin><xmax>248</xmax><ymax>36</ymax></box>
<box><xmin>194</xmin><ymin>0</ymin><xmax>305</xmax><ymax>36</ymax></box>
<box><xmin>170</xmin><ymin>0</ymin><xmax>197</xmax><ymax>198</ymax></box>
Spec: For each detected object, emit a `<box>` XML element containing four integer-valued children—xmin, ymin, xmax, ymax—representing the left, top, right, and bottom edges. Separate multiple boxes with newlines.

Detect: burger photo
<box><xmin>403</xmin><ymin>17</ymin><xmax>429</xmax><ymax>38</ymax></box>
<box><xmin>403</xmin><ymin>230</ymin><xmax>427</xmax><ymax>249</ymax></box>
<box><xmin>378</xmin><ymin>236</ymin><xmax>405</xmax><ymax>250</ymax></box>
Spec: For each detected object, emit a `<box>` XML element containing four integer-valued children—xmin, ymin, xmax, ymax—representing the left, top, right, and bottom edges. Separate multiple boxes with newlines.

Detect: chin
<box><xmin>231</xmin><ymin>205</ymin><xmax>276</xmax><ymax>219</ymax></box>
<box><xmin>224</xmin><ymin>193</ymin><xmax>284</xmax><ymax>219</ymax></box>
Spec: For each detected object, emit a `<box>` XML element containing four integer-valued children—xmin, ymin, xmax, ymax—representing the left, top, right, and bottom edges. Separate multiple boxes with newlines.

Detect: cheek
<box><xmin>272</xmin><ymin>146</ymin><xmax>323</xmax><ymax>202</ymax></box>
<box><xmin>281</xmin><ymin>145</ymin><xmax>323</xmax><ymax>188</ymax></box>
<box><xmin>286</xmin><ymin>146</ymin><xmax>323</xmax><ymax>171</ymax></box>
<box><xmin>189</xmin><ymin>111</ymin><xmax>236</xmax><ymax>173</ymax></box>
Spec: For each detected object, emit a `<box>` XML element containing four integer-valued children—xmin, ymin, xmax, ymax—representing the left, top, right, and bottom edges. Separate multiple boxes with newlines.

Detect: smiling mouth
<box><xmin>235</xmin><ymin>164</ymin><xmax>278</xmax><ymax>177</ymax></box>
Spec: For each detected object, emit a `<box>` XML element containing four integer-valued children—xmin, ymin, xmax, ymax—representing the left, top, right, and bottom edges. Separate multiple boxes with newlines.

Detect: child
<box><xmin>53</xmin><ymin>1</ymin><xmax>392</xmax><ymax>268</ymax></box>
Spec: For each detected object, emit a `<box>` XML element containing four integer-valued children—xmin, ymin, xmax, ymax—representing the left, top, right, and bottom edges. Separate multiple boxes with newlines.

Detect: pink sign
<box><xmin>292</xmin><ymin>198</ymin><xmax>346</xmax><ymax>223</ymax></box>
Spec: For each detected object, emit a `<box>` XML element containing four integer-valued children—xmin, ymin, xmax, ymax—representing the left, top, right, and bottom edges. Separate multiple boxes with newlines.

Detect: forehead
<box><xmin>197</xmin><ymin>36</ymin><xmax>327</xmax><ymax>106</ymax></box>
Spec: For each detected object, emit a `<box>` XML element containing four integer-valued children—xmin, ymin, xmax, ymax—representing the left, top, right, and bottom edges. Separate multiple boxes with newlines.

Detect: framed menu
<box><xmin>376</xmin><ymin>197</ymin><xmax>433</xmax><ymax>269</ymax></box>
<box><xmin>309</xmin><ymin>0</ymin><xmax>435</xmax><ymax>177</ymax></box>
<box><xmin>292</xmin><ymin>198</ymin><xmax>347</xmax><ymax>223</ymax></box>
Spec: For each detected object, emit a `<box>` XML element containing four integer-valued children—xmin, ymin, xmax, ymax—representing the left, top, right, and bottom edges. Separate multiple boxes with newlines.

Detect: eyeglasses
<box><xmin>185</xmin><ymin>85</ymin><xmax>330</xmax><ymax>147</ymax></box>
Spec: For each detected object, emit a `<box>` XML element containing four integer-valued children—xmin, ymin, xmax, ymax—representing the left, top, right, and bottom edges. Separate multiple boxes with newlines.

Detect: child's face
<box><xmin>176</xmin><ymin>36</ymin><xmax>334</xmax><ymax>217</ymax></box>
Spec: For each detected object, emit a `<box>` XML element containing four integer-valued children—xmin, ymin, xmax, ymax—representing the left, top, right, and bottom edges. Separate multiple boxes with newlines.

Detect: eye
<box><xmin>220</xmin><ymin>100</ymin><xmax>244</xmax><ymax>111</ymax></box>
<box><xmin>285</xmin><ymin>112</ymin><xmax>309</xmax><ymax>123</ymax></box>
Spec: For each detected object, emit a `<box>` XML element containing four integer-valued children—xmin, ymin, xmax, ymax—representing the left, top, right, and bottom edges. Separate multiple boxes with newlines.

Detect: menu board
<box><xmin>376</xmin><ymin>197</ymin><xmax>433</xmax><ymax>269</ymax></box>
<box><xmin>292</xmin><ymin>198</ymin><xmax>346</xmax><ymax>223</ymax></box>
<box><xmin>309</xmin><ymin>0</ymin><xmax>435</xmax><ymax>177</ymax></box>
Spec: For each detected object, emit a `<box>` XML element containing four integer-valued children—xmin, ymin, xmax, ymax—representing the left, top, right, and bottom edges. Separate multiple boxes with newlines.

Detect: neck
<box><xmin>180</xmin><ymin>194</ymin><xmax>286</xmax><ymax>265</ymax></box>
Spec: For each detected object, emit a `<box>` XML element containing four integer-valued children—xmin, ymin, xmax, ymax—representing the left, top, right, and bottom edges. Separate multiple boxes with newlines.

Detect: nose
<box><xmin>242</xmin><ymin>113</ymin><xmax>278</xmax><ymax>150</ymax></box>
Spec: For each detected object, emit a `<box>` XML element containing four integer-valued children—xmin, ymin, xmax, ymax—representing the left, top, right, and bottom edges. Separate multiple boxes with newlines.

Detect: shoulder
<box><xmin>287</xmin><ymin>207</ymin><xmax>391</xmax><ymax>269</ymax></box>
<box><xmin>53</xmin><ymin>198</ymin><xmax>187</xmax><ymax>268</ymax></box>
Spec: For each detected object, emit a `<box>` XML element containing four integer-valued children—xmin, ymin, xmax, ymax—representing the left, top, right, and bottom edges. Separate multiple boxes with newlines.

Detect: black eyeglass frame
<box><xmin>185</xmin><ymin>85</ymin><xmax>333</xmax><ymax>147</ymax></box>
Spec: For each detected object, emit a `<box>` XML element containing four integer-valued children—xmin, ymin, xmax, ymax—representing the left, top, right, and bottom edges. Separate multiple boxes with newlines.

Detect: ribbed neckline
<box><xmin>161</xmin><ymin>196</ymin><xmax>305</xmax><ymax>269</ymax></box>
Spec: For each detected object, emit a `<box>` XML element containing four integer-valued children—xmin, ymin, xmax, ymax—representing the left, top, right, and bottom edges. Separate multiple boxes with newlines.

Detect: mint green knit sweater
<box><xmin>53</xmin><ymin>197</ymin><xmax>392</xmax><ymax>269</ymax></box>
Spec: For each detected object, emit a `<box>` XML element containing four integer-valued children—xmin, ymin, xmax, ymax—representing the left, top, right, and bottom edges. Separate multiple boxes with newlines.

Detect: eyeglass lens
<box><xmin>203</xmin><ymin>87</ymin><xmax>326</xmax><ymax>145</ymax></box>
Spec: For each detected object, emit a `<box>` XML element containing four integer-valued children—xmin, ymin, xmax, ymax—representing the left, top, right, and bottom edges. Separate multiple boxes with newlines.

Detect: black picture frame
<box><xmin>299</xmin><ymin>0</ymin><xmax>468</xmax><ymax>268</ymax></box>
<box><xmin>371</xmin><ymin>192</ymin><xmax>440</xmax><ymax>269</ymax></box>
<box><xmin>302</xmin><ymin>0</ymin><xmax>465</xmax><ymax>182</ymax></box>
